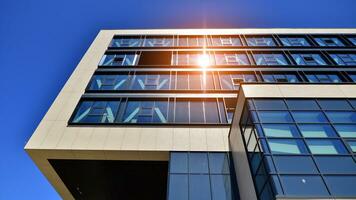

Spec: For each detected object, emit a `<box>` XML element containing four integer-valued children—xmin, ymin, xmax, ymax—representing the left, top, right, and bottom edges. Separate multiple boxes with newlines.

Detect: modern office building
<box><xmin>25</xmin><ymin>29</ymin><xmax>356</xmax><ymax>200</ymax></box>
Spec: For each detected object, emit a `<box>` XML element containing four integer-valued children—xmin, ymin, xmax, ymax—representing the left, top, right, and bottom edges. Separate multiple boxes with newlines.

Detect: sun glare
<box><xmin>198</xmin><ymin>54</ymin><xmax>210</xmax><ymax>68</ymax></box>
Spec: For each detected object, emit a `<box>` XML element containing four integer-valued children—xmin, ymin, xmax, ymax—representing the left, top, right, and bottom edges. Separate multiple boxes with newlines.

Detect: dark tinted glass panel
<box><xmin>205</xmin><ymin>101</ymin><xmax>220</xmax><ymax>123</ymax></box>
<box><xmin>175</xmin><ymin>101</ymin><xmax>189</xmax><ymax>123</ymax></box>
<box><xmin>325</xmin><ymin>112</ymin><xmax>356</xmax><ymax>123</ymax></box>
<box><xmin>314</xmin><ymin>156</ymin><xmax>356</xmax><ymax>173</ymax></box>
<box><xmin>190</xmin><ymin>101</ymin><xmax>204</xmax><ymax>123</ymax></box>
<box><xmin>286</xmin><ymin>99</ymin><xmax>320</xmax><ymax>110</ymax></box>
<box><xmin>280</xmin><ymin>175</ymin><xmax>329</xmax><ymax>196</ymax></box>
<box><xmin>189</xmin><ymin>153</ymin><xmax>209</xmax><ymax>173</ymax></box>
<box><xmin>189</xmin><ymin>175</ymin><xmax>211</xmax><ymax>200</ymax></box>
<box><xmin>324</xmin><ymin>176</ymin><xmax>356</xmax><ymax>196</ymax></box>
<box><xmin>273</xmin><ymin>156</ymin><xmax>318</xmax><ymax>173</ymax></box>
<box><xmin>170</xmin><ymin>152</ymin><xmax>188</xmax><ymax>173</ymax></box>
<box><xmin>257</xmin><ymin>111</ymin><xmax>293</xmax><ymax>123</ymax></box>
<box><xmin>291</xmin><ymin>111</ymin><xmax>327</xmax><ymax>123</ymax></box>
<box><xmin>253</xmin><ymin>99</ymin><xmax>287</xmax><ymax>110</ymax></box>
<box><xmin>210</xmin><ymin>175</ymin><xmax>233</xmax><ymax>200</ymax></box>
<box><xmin>209</xmin><ymin>153</ymin><xmax>230</xmax><ymax>174</ymax></box>
<box><xmin>318</xmin><ymin>99</ymin><xmax>353</xmax><ymax>110</ymax></box>
<box><xmin>168</xmin><ymin>174</ymin><xmax>188</xmax><ymax>200</ymax></box>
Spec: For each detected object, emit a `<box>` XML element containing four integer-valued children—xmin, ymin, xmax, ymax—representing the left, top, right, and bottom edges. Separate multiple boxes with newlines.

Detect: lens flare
<box><xmin>198</xmin><ymin>54</ymin><xmax>210</xmax><ymax>68</ymax></box>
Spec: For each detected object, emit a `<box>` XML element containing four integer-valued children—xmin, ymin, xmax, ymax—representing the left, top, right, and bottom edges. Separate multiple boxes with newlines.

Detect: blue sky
<box><xmin>0</xmin><ymin>0</ymin><xmax>355</xmax><ymax>199</ymax></box>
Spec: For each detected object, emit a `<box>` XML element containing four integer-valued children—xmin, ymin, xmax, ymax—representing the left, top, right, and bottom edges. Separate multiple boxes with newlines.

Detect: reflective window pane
<box><xmin>291</xmin><ymin>111</ymin><xmax>328</xmax><ymax>123</ymax></box>
<box><xmin>253</xmin><ymin>99</ymin><xmax>287</xmax><ymax>110</ymax></box>
<box><xmin>143</xmin><ymin>36</ymin><xmax>174</xmax><ymax>47</ymax></box>
<box><xmin>168</xmin><ymin>174</ymin><xmax>188</xmax><ymax>200</ymax></box>
<box><xmin>89</xmin><ymin>74</ymin><xmax>129</xmax><ymax>90</ymax></box>
<box><xmin>306</xmin><ymin>139</ymin><xmax>348</xmax><ymax>154</ymax></box>
<box><xmin>99</xmin><ymin>54</ymin><xmax>138</xmax><ymax>66</ymax></box>
<box><xmin>280</xmin><ymin>37</ymin><xmax>310</xmax><ymax>46</ymax></box>
<box><xmin>72</xmin><ymin>101</ymin><xmax>120</xmax><ymax>123</ymax></box>
<box><xmin>189</xmin><ymin>153</ymin><xmax>209</xmax><ymax>173</ymax></box>
<box><xmin>262</xmin><ymin>124</ymin><xmax>300</xmax><ymax>138</ymax></box>
<box><xmin>330</xmin><ymin>54</ymin><xmax>356</xmax><ymax>66</ymax></box>
<box><xmin>314</xmin><ymin>156</ymin><xmax>356</xmax><ymax>173</ymax></box>
<box><xmin>246</xmin><ymin>37</ymin><xmax>276</xmax><ymax>46</ymax></box>
<box><xmin>286</xmin><ymin>99</ymin><xmax>320</xmax><ymax>110</ymax></box>
<box><xmin>178</xmin><ymin>36</ymin><xmax>205</xmax><ymax>46</ymax></box>
<box><xmin>306</xmin><ymin>73</ymin><xmax>342</xmax><ymax>83</ymax></box>
<box><xmin>268</xmin><ymin>139</ymin><xmax>308</xmax><ymax>154</ymax></box>
<box><xmin>257</xmin><ymin>111</ymin><xmax>293</xmax><ymax>123</ymax></box>
<box><xmin>253</xmin><ymin>54</ymin><xmax>289</xmax><ymax>65</ymax></box>
<box><xmin>292</xmin><ymin>54</ymin><xmax>327</xmax><ymax>65</ymax></box>
<box><xmin>190</xmin><ymin>101</ymin><xmax>204</xmax><ymax>123</ymax></box>
<box><xmin>325</xmin><ymin>111</ymin><xmax>356</xmax><ymax>123</ymax></box>
<box><xmin>189</xmin><ymin>175</ymin><xmax>211</xmax><ymax>200</ymax></box>
<box><xmin>314</xmin><ymin>37</ymin><xmax>344</xmax><ymax>47</ymax></box>
<box><xmin>280</xmin><ymin>175</ymin><xmax>329</xmax><ymax>196</ymax></box>
<box><xmin>334</xmin><ymin>125</ymin><xmax>356</xmax><ymax>138</ymax></box>
<box><xmin>175</xmin><ymin>101</ymin><xmax>189</xmax><ymax>123</ymax></box>
<box><xmin>211</xmin><ymin>175</ymin><xmax>233</xmax><ymax>200</ymax></box>
<box><xmin>298</xmin><ymin>124</ymin><xmax>337</xmax><ymax>138</ymax></box>
<box><xmin>347</xmin><ymin>140</ymin><xmax>356</xmax><ymax>152</ymax></box>
<box><xmin>324</xmin><ymin>176</ymin><xmax>356</xmax><ymax>196</ymax></box>
<box><xmin>170</xmin><ymin>152</ymin><xmax>188</xmax><ymax>173</ymax></box>
<box><xmin>211</xmin><ymin>36</ymin><xmax>242</xmax><ymax>46</ymax></box>
<box><xmin>318</xmin><ymin>99</ymin><xmax>353</xmax><ymax>110</ymax></box>
<box><xmin>110</xmin><ymin>37</ymin><xmax>142</xmax><ymax>47</ymax></box>
<box><xmin>209</xmin><ymin>153</ymin><xmax>230</xmax><ymax>174</ymax></box>
<box><xmin>273</xmin><ymin>156</ymin><xmax>318</xmax><ymax>173</ymax></box>
<box><xmin>215</xmin><ymin>53</ymin><xmax>250</xmax><ymax>65</ymax></box>
<box><xmin>205</xmin><ymin>101</ymin><xmax>220</xmax><ymax>123</ymax></box>
<box><xmin>348</xmin><ymin>37</ymin><xmax>356</xmax><ymax>45</ymax></box>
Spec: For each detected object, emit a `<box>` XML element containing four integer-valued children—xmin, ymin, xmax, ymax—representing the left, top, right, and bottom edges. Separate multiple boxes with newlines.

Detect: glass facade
<box><xmin>240</xmin><ymin>98</ymin><xmax>356</xmax><ymax>199</ymax></box>
<box><xmin>168</xmin><ymin>152</ymin><xmax>239</xmax><ymax>200</ymax></box>
<box><xmin>70</xmin><ymin>32</ymin><xmax>356</xmax><ymax>200</ymax></box>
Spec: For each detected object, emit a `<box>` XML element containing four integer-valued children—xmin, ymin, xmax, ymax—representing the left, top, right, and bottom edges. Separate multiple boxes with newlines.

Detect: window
<box><xmin>330</xmin><ymin>54</ymin><xmax>356</xmax><ymax>65</ymax></box>
<box><xmin>170</xmin><ymin>152</ymin><xmax>188</xmax><ymax>173</ymax></box>
<box><xmin>88</xmin><ymin>74</ymin><xmax>129</xmax><ymax>90</ymax></box>
<box><xmin>122</xmin><ymin>100</ymin><xmax>168</xmax><ymax>123</ymax></box>
<box><xmin>215</xmin><ymin>53</ymin><xmax>250</xmax><ymax>65</ymax></box>
<box><xmin>99</xmin><ymin>53</ymin><xmax>138</xmax><ymax>66</ymax></box>
<box><xmin>280</xmin><ymin>37</ymin><xmax>310</xmax><ymax>46</ymax></box>
<box><xmin>286</xmin><ymin>99</ymin><xmax>320</xmax><ymax>110</ymax></box>
<box><xmin>189</xmin><ymin>175</ymin><xmax>212</xmax><ymax>200</ymax></box>
<box><xmin>306</xmin><ymin>139</ymin><xmax>348</xmax><ymax>154</ymax></box>
<box><xmin>257</xmin><ymin>111</ymin><xmax>293</xmax><ymax>123</ymax></box>
<box><xmin>246</xmin><ymin>37</ymin><xmax>276</xmax><ymax>46</ymax></box>
<box><xmin>273</xmin><ymin>156</ymin><xmax>318</xmax><ymax>173</ymax></box>
<box><xmin>325</xmin><ymin>111</ymin><xmax>356</xmax><ymax>123</ymax></box>
<box><xmin>318</xmin><ymin>99</ymin><xmax>353</xmax><ymax>110</ymax></box>
<box><xmin>291</xmin><ymin>111</ymin><xmax>328</xmax><ymax>123</ymax></box>
<box><xmin>348</xmin><ymin>73</ymin><xmax>356</xmax><ymax>82</ymax></box>
<box><xmin>314</xmin><ymin>37</ymin><xmax>345</xmax><ymax>47</ymax></box>
<box><xmin>178</xmin><ymin>36</ymin><xmax>206</xmax><ymax>46</ymax></box>
<box><xmin>291</xmin><ymin>54</ymin><xmax>327</xmax><ymax>65</ymax></box>
<box><xmin>298</xmin><ymin>124</ymin><xmax>337</xmax><ymax>137</ymax></box>
<box><xmin>314</xmin><ymin>156</ymin><xmax>356</xmax><ymax>173</ymax></box>
<box><xmin>324</xmin><ymin>176</ymin><xmax>356</xmax><ymax>196</ymax></box>
<box><xmin>268</xmin><ymin>139</ymin><xmax>308</xmax><ymax>154</ymax></box>
<box><xmin>208</xmin><ymin>153</ymin><xmax>230</xmax><ymax>174</ymax></box>
<box><xmin>189</xmin><ymin>153</ymin><xmax>209</xmax><ymax>173</ymax></box>
<box><xmin>347</xmin><ymin>37</ymin><xmax>356</xmax><ymax>45</ymax></box>
<box><xmin>172</xmin><ymin>53</ymin><xmax>214</xmax><ymax>65</ymax></box>
<box><xmin>143</xmin><ymin>36</ymin><xmax>174</xmax><ymax>47</ymax></box>
<box><xmin>253</xmin><ymin>99</ymin><xmax>287</xmax><ymax>110</ymax></box>
<box><xmin>346</xmin><ymin>140</ymin><xmax>356</xmax><ymax>152</ymax></box>
<box><xmin>210</xmin><ymin>175</ymin><xmax>233</xmax><ymax>200</ymax></box>
<box><xmin>72</xmin><ymin>101</ymin><xmax>120</xmax><ymax>123</ymax></box>
<box><xmin>262</xmin><ymin>124</ymin><xmax>300</xmax><ymax>137</ymax></box>
<box><xmin>305</xmin><ymin>73</ymin><xmax>342</xmax><ymax>83</ymax></box>
<box><xmin>131</xmin><ymin>73</ymin><xmax>170</xmax><ymax>90</ymax></box>
<box><xmin>210</xmin><ymin>36</ymin><xmax>242</xmax><ymax>46</ymax></box>
<box><xmin>334</xmin><ymin>125</ymin><xmax>356</xmax><ymax>138</ymax></box>
<box><xmin>262</xmin><ymin>73</ymin><xmax>300</xmax><ymax>83</ymax></box>
<box><xmin>253</xmin><ymin>53</ymin><xmax>289</xmax><ymax>65</ymax></box>
<box><xmin>280</xmin><ymin>175</ymin><xmax>329</xmax><ymax>196</ymax></box>
<box><xmin>220</xmin><ymin>73</ymin><xmax>256</xmax><ymax>90</ymax></box>
<box><xmin>110</xmin><ymin>36</ymin><xmax>142</xmax><ymax>47</ymax></box>
<box><xmin>168</xmin><ymin>174</ymin><xmax>188</xmax><ymax>200</ymax></box>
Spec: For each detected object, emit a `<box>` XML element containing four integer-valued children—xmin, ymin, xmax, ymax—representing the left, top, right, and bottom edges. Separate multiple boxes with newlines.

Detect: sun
<box><xmin>198</xmin><ymin>54</ymin><xmax>210</xmax><ymax>68</ymax></box>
